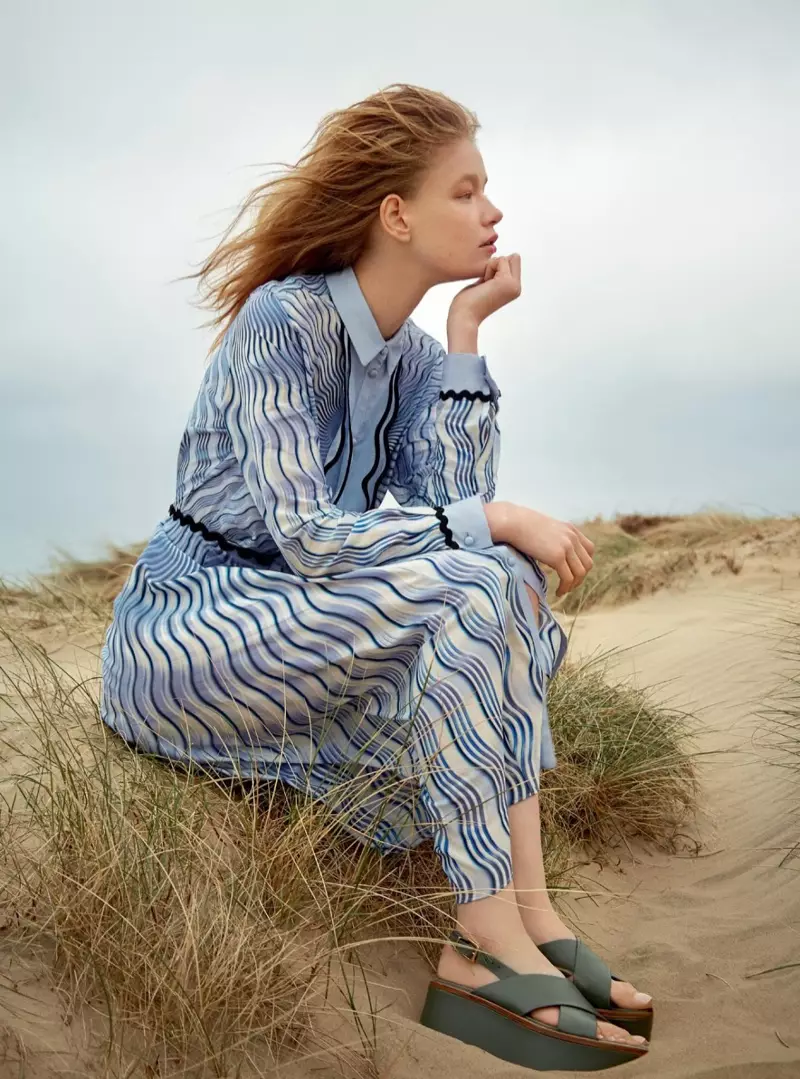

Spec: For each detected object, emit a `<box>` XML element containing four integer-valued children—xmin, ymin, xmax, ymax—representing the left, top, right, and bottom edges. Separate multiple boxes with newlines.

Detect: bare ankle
<box><xmin>455</xmin><ymin>886</ymin><xmax>532</xmax><ymax>952</ymax></box>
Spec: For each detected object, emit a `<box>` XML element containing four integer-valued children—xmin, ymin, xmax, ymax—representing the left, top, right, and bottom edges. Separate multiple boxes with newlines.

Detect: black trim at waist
<box><xmin>167</xmin><ymin>504</ymin><xmax>281</xmax><ymax>569</ymax></box>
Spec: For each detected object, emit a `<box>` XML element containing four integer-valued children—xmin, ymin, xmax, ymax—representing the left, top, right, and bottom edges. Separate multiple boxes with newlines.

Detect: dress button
<box><xmin>463</xmin><ymin>533</ymin><xmax>475</xmax><ymax>547</ymax></box>
<box><xmin>504</xmin><ymin>554</ymin><xmax>517</xmax><ymax>570</ymax></box>
<box><xmin>368</xmin><ymin>366</ymin><xmax>379</xmax><ymax>379</ymax></box>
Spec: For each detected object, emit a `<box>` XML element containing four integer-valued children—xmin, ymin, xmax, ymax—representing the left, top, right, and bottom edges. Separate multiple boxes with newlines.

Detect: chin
<box><xmin>437</xmin><ymin>255</ymin><xmax>490</xmax><ymax>284</ymax></box>
<box><xmin>468</xmin><ymin>251</ymin><xmax>493</xmax><ymax>277</ymax></box>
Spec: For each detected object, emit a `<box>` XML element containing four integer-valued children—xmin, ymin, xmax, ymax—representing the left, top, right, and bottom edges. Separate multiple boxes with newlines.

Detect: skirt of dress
<box><xmin>99</xmin><ymin>515</ymin><xmax>568</xmax><ymax>903</ymax></box>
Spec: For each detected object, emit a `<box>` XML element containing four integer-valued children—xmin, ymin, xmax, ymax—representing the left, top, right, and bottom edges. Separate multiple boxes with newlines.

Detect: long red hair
<box><xmin>179</xmin><ymin>83</ymin><xmax>479</xmax><ymax>356</ymax></box>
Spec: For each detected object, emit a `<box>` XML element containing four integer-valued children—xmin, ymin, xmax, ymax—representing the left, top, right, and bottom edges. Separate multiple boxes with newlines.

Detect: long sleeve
<box><xmin>390</xmin><ymin>337</ymin><xmax>501</xmax><ymax>551</ymax></box>
<box><xmin>389</xmin><ymin>338</ymin><xmax>556</xmax><ymax>617</ymax></box>
<box><xmin>224</xmin><ymin>287</ymin><xmax>459</xmax><ymax>579</ymax></box>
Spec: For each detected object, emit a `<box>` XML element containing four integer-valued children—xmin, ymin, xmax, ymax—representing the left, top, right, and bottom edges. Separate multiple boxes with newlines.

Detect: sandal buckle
<box><xmin>450</xmin><ymin>930</ymin><xmax>481</xmax><ymax>963</ymax></box>
<box><xmin>456</xmin><ymin>935</ymin><xmax>481</xmax><ymax>963</ymax></box>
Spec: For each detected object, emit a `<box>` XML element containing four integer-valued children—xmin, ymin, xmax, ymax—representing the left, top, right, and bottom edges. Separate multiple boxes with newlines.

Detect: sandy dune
<box><xmin>2</xmin><ymin>546</ymin><xmax>799</xmax><ymax>1077</ymax></box>
<box><xmin>365</xmin><ymin>555</ymin><xmax>799</xmax><ymax>1078</ymax></box>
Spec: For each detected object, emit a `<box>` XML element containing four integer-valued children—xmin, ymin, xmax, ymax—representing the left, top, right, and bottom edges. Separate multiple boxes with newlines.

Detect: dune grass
<box><xmin>542</xmin><ymin>510</ymin><xmax>799</xmax><ymax>615</ymax></box>
<box><xmin>0</xmin><ymin>540</ymin><xmax>700</xmax><ymax>1077</ymax></box>
<box><xmin>542</xmin><ymin>657</ymin><xmax>697</xmax><ymax>853</ymax></box>
<box><xmin>762</xmin><ymin>606</ymin><xmax>800</xmax><ymax>775</ymax></box>
<box><xmin>0</xmin><ymin>542</ymin><xmax>145</xmax><ymax>636</ymax></box>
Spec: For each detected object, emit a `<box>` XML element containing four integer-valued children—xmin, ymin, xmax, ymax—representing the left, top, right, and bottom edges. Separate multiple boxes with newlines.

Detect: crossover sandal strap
<box><xmin>538</xmin><ymin>938</ymin><xmax>615</xmax><ymax>1009</ymax></box>
<box><xmin>474</xmin><ymin>971</ymin><xmax>598</xmax><ymax>1039</ymax></box>
<box><xmin>448</xmin><ymin>933</ymin><xmax>598</xmax><ymax>1040</ymax></box>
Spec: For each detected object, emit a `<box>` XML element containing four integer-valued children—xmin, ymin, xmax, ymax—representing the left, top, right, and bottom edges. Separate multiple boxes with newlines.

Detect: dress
<box><xmin>99</xmin><ymin>266</ymin><xmax>568</xmax><ymax>903</ymax></box>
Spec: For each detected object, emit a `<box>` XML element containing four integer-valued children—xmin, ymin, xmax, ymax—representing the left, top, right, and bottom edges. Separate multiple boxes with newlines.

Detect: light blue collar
<box><xmin>324</xmin><ymin>265</ymin><xmax>407</xmax><ymax>368</ymax></box>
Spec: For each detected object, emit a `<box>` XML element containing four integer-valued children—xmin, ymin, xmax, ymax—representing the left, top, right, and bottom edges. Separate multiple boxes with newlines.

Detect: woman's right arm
<box><xmin>485</xmin><ymin>502</ymin><xmax>595</xmax><ymax>598</ymax></box>
<box><xmin>225</xmin><ymin>285</ymin><xmax>504</xmax><ymax>580</ymax></box>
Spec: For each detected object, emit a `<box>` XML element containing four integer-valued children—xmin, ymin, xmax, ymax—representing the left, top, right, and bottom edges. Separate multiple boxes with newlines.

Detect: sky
<box><xmin>1</xmin><ymin>0</ymin><xmax>798</xmax><ymax>581</ymax></box>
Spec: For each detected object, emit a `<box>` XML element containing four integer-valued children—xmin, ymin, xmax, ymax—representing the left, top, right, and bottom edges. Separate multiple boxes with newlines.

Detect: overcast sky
<box><xmin>2</xmin><ymin>0</ymin><xmax>798</xmax><ymax>580</ymax></box>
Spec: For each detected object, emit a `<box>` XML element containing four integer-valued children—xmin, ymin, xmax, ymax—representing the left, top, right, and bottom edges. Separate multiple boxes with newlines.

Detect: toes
<box><xmin>611</xmin><ymin>979</ymin><xmax>652</xmax><ymax>1010</ymax></box>
<box><xmin>597</xmin><ymin>1021</ymin><xmax>647</xmax><ymax>1045</ymax></box>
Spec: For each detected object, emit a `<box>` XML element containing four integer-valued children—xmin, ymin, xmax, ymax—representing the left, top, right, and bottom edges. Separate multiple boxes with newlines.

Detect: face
<box><xmin>381</xmin><ymin>137</ymin><xmax>503</xmax><ymax>284</ymax></box>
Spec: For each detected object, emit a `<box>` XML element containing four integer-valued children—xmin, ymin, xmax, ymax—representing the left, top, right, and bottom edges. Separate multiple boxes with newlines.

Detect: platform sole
<box><xmin>420</xmin><ymin>980</ymin><xmax>648</xmax><ymax>1072</ymax></box>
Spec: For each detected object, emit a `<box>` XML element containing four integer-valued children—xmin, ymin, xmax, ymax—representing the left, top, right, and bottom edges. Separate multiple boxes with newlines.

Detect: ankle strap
<box><xmin>448</xmin><ymin>930</ymin><xmax>517</xmax><ymax>979</ymax></box>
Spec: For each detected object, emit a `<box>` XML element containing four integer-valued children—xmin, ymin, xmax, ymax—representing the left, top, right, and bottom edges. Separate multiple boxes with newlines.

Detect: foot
<box><xmin>437</xmin><ymin>937</ymin><xmax>647</xmax><ymax>1047</ymax></box>
<box><xmin>520</xmin><ymin>907</ymin><xmax>652</xmax><ymax>1013</ymax></box>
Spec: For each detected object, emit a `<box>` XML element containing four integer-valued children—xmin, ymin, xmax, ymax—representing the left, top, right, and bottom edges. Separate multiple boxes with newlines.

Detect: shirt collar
<box><xmin>324</xmin><ymin>265</ymin><xmax>407</xmax><ymax>368</ymax></box>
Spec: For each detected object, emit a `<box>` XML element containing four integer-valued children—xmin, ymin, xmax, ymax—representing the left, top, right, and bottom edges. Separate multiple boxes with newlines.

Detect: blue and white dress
<box><xmin>100</xmin><ymin>266</ymin><xmax>567</xmax><ymax>903</ymax></box>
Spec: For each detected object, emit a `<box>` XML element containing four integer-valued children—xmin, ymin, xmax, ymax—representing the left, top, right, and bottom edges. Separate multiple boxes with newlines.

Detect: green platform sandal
<box><xmin>538</xmin><ymin>938</ymin><xmax>654</xmax><ymax>1041</ymax></box>
<box><xmin>419</xmin><ymin>931</ymin><xmax>649</xmax><ymax>1072</ymax></box>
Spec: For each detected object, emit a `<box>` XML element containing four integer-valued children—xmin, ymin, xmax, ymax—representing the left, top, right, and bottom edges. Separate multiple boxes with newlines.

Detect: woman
<box><xmin>100</xmin><ymin>83</ymin><xmax>652</xmax><ymax>1070</ymax></box>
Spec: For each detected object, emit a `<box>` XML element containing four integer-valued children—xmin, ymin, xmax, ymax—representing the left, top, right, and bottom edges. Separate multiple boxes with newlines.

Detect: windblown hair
<box><xmin>182</xmin><ymin>83</ymin><xmax>479</xmax><ymax>355</ymax></box>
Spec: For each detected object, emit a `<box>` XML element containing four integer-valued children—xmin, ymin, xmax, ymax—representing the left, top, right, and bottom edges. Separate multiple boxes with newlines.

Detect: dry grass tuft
<box><xmin>0</xmin><ymin>543</ymin><xmax>145</xmax><ymax>636</ymax></box>
<box><xmin>0</xmin><ymin>632</ymin><xmax>464</xmax><ymax>1076</ymax></box>
<box><xmin>542</xmin><ymin>657</ymin><xmax>697</xmax><ymax>853</ymax></box>
<box><xmin>544</xmin><ymin>511</ymin><xmax>800</xmax><ymax>614</ymax></box>
<box><xmin>761</xmin><ymin>606</ymin><xmax>800</xmax><ymax>775</ymax></box>
<box><xmin>0</xmin><ymin>530</ymin><xmax>704</xmax><ymax>1076</ymax></box>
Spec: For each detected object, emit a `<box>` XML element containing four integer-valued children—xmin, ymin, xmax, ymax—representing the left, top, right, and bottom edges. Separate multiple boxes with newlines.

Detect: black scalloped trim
<box><xmin>439</xmin><ymin>388</ymin><xmax>495</xmax><ymax>403</ymax></box>
<box><xmin>434</xmin><ymin>506</ymin><xmax>459</xmax><ymax>549</ymax></box>
<box><xmin>168</xmin><ymin>504</ymin><xmax>279</xmax><ymax>568</ymax></box>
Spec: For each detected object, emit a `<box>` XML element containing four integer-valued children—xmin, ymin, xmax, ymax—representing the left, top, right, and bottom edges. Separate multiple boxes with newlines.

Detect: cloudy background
<box><xmin>2</xmin><ymin>0</ymin><xmax>798</xmax><ymax>580</ymax></box>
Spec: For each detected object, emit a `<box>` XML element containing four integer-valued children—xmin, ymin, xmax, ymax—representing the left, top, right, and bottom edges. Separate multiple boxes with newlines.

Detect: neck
<box><xmin>351</xmin><ymin>249</ymin><xmax>432</xmax><ymax>340</ymax></box>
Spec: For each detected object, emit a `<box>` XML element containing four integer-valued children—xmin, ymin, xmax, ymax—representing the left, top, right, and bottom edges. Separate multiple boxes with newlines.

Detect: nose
<box><xmin>485</xmin><ymin>198</ymin><xmax>503</xmax><ymax>227</ymax></box>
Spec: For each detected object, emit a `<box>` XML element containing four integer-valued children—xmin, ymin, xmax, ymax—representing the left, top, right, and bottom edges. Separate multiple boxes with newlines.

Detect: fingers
<box><xmin>555</xmin><ymin>551</ymin><xmax>585</xmax><ymax>598</ymax></box>
<box><xmin>491</xmin><ymin>254</ymin><xmax>522</xmax><ymax>301</ymax></box>
<box><xmin>493</xmin><ymin>254</ymin><xmax>521</xmax><ymax>278</ymax></box>
<box><xmin>567</xmin><ymin>523</ymin><xmax>595</xmax><ymax>561</ymax></box>
<box><xmin>574</xmin><ymin>527</ymin><xmax>595</xmax><ymax>555</ymax></box>
<box><xmin>553</xmin><ymin>553</ymin><xmax>574</xmax><ymax>597</ymax></box>
<box><xmin>570</xmin><ymin>532</ymin><xmax>594</xmax><ymax>573</ymax></box>
<box><xmin>556</xmin><ymin>528</ymin><xmax>594</xmax><ymax>596</ymax></box>
<box><xmin>564</xmin><ymin>545</ymin><xmax>587</xmax><ymax>587</ymax></box>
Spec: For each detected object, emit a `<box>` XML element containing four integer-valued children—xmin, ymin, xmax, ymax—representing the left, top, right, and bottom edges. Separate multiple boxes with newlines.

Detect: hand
<box><xmin>447</xmin><ymin>254</ymin><xmax>522</xmax><ymax>330</ymax></box>
<box><xmin>486</xmin><ymin>503</ymin><xmax>595</xmax><ymax>597</ymax></box>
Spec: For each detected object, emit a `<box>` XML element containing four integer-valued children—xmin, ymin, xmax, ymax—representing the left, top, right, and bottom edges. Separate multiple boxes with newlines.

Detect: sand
<box><xmin>368</xmin><ymin>554</ymin><xmax>800</xmax><ymax>1078</ymax></box>
<box><xmin>2</xmin><ymin>546</ymin><xmax>799</xmax><ymax>1077</ymax></box>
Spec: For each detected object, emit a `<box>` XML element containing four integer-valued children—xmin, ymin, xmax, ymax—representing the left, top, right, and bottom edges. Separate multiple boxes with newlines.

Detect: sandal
<box><xmin>538</xmin><ymin>938</ymin><xmax>654</xmax><ymax>1041</ymax></box>
<box><xmin>420</xmin><ymin>931</ymin><xmax>649</xmax><ymax>1071</ymax></box>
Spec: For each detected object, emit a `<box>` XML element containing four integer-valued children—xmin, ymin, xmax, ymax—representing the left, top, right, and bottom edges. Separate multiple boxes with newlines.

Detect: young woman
<box><xmin>100</xmin><ymin>84</ymin><xmax>652</xmax><ymax>1069</ymax></box>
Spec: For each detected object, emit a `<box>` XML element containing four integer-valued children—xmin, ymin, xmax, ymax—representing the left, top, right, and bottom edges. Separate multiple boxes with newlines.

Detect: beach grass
<box><xmin>761</xmin><ymin>603</ymin><xmax>800</xmax><ymax>775</ymax></box>
<box><xmin>0</xmin><ymin>540</ymin><xmax>700</xmax><ymax>1077</ymax></box>
<box><xmin>544</xmin><ymin>510</ymin><xmax>797</xmax><ymax>614</ymax></box>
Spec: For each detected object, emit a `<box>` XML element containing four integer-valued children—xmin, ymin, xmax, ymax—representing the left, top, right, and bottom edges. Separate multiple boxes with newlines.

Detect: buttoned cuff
<box><xmin>505</xmin><ymin>549</ymin><xmax>549</xmax><ymax>601</ymax></box>
<box><xmin>436</xmin><ymin>494</ymin><xmax>493</xmax><ymax>550</ymax></box>
<box><xmin>441</xmin><ymin>353</ymin><xmax>501</xmax><ymax>399</ymax></box>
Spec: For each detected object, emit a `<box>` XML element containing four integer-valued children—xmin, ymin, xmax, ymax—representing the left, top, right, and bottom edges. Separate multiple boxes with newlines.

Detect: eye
<box><xmin>459</xmin><ymin>191</ymin><xmax>473</xmax><ymax>200</ymax></box>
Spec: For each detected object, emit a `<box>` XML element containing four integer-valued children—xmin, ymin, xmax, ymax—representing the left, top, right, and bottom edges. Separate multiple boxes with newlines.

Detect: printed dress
<box><xmin>99</xmin><ymin>266</ymin><xmax>568</xmax><ymax>903</ymax></box>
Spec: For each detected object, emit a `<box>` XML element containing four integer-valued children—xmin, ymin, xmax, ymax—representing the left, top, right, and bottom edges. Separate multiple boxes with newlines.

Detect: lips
<box><xmin>480</xmin><ymin>233</ymin><xmax>498</xmax><ymax>248</ymax></box>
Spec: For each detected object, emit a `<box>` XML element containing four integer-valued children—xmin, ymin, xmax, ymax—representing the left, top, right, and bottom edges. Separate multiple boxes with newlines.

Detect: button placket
<box><xmin>352</xmin><ymin>352</ymin><xmax>387</xmax><ymax>442</ymax></box>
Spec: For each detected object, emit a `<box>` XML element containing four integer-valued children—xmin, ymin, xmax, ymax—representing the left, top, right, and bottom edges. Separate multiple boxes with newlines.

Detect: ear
<box><xmin>378</xmin><ymin>193</ymin><xmax>412</xmax><ymax>244</ymax></box>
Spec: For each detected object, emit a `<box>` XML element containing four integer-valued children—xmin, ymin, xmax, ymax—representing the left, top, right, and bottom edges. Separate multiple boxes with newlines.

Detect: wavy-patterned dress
<box><xmin>99</xmin><ymin>266</ymin><xmax>567</xmax><ymax>902</ymax></box>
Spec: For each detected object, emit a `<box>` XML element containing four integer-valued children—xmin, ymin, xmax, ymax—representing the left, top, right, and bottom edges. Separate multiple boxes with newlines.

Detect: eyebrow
<box><xmin>454</xmin><ymin>172</ymin><xmax>488</xmax><ymax>187</ymax></box>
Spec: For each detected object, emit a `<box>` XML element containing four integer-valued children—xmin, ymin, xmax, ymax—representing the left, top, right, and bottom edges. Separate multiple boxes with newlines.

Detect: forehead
<box><xmin>420</xmin><ymin>138</ymin><xmax>487</xmax><ymax>189</ymax></box>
